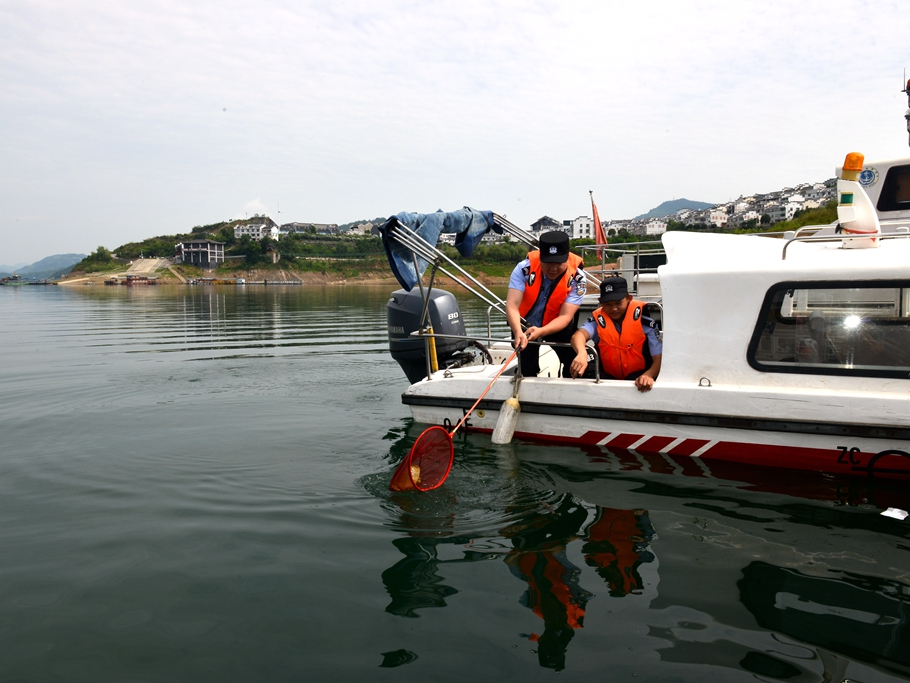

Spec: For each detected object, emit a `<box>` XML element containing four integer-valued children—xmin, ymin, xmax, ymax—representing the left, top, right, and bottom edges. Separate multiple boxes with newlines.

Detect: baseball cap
<box><xmin>538</xmin><ymin>231</ymin><xmax>569</xmax><ymax>263</ymax></box>
<box><xmin>599</xmin><ymin>276</ymin><xmax>629</xmax><ymax>302</ymax></box>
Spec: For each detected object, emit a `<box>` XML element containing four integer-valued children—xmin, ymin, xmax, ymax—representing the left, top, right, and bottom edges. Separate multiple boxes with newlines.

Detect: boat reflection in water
<box><xmin>370</xmin><ymin>424</ymin><xmax>910</xmax><ymax>678</ymax></box>
<box><xmin>382</xmin><ymin>491</ymin><xmax>653</xmax><ymax>671</ymax></box>
<box><xmin>740</xmin><ymin>562</ymin><xmax>910</xmax><ymax>677</ymax></box>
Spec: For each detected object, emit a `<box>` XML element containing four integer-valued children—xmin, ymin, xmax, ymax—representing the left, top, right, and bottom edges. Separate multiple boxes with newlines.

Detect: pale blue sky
<box><xmin>2</xmin><ymin>0</ymin><xmax>909</xmax><ymax>263</ymax></box>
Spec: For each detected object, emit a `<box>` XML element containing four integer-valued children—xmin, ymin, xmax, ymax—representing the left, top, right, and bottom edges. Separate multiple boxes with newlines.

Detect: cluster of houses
<box><xmin>530</xmin><ymin>179</ymin><xmax>837</xmax><ymax>240</ymax></box>
<box><xmin>174</xmin><ymin>218</ymin><xmax>370</xmax><ymax>268</ymax></box>
<box><xmin>226</xmin><ymin>176</ymin><xmax>838</xmax><ymax>247</ymax></box>
<box><xmin>175</xmin><ymin>178</ymin><xmax>837</xmax><ymax>267</ymax></box>
<box><xmin>232</xmin><ymin>218</ymin><xmax>345</xmax><ymax>240</ymax></box>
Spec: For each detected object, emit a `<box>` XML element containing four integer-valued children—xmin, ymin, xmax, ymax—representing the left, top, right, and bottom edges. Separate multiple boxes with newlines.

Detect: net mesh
<box><xmin>389</xmin><ymin>426</ymin><xmax>453</xmax><ymax>492</ymax></box>
<box><xmin>408</xmin><ymin>426</ymin><xmax>453</xmax><ymax>491</ymax></box>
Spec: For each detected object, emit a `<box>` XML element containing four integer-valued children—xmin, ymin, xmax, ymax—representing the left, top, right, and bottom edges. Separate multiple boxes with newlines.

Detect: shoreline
<box><xmin>56</xmin><ymin>273</ymin><xmax>511</xmax><ymax>287</ymax></box>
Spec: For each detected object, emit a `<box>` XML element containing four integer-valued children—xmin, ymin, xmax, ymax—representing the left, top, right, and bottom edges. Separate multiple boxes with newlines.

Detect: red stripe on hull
<box><xmin>637</xmin><ymin>435</ymin><xmax>677</xmax><ymax>453</ymax></box>
<box><xmin>702</xmin><ymin>441</ymin><xmax>837</xmax><ymax>470</ymax></box>
<box><xmin>567</xmin><ymin>431</ymin><xmax>910</xmax><ymax>480</ymax></box>
<box><xmin>669</xmin><ymin>439</ymin><xmax>710</xmax><ymax>457</ymax></box>
<box><xmin>453</xmin><ymin>428</ymin><xmax>910</xmax><ymax>480</ymax></box>
<box><xmin>579</xmin><ymin>431</ymin><xmax>611</xmax><ymax>445</ymax></box>
<box><xmin>703</xmin><ymin>441</ymin><xmax>910</xmax><ymax>478</ymax></box>
<box><xmin>606</xmin><ymin>433</ymin><xmax>645</xmax><ymax>450</ymax></box>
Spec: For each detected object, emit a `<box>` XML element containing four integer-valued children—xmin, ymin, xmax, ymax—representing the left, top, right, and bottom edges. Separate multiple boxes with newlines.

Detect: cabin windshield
<box><xmin>749</xmin><ymin>281</ymin><xmax>910</xmax><ymax>378</ymax></box>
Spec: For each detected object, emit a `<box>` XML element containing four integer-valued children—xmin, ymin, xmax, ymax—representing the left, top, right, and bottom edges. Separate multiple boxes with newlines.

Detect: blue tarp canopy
<box><xmin>379</xmin><ymin>207</ymin><xmax>498</xmax><ymax>291</ymax></box>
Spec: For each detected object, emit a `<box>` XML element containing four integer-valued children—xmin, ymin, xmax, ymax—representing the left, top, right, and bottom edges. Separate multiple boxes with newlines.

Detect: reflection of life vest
<box><xmin>583</xmin><ymin>509</ymin><xmax>645</xmax><ymax>596</ymax></box>
<box><xmin>517</xmin><ymin>552</ymin><xmax>586</xmax><ymax>629</ymax></box>
<box><xmin>518</xmin><ymin>251</ymin><xmax>584</xmax><ymax>327</ymax></box>
<box><xmin>594</xmin><ymin>300</ymin><xmax>648</xmax><ymax>380</ymax></box>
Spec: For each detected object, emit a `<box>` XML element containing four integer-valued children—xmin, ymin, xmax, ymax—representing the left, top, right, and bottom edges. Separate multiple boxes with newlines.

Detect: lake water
<box><xmin>1</xmin><ymin>284</ymin><xmax>908</xmax><ymax>682</ymax></box>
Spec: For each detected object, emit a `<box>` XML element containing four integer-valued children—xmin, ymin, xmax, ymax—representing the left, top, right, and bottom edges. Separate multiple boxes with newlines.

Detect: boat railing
<box><xmin>880</xmin><ymin>217</ymin><xmax>910</xmax><ymax>229</ymax></box>
<box><xmin>412</xmin><ymin>329</ymin><xmax>602</xmax><ymax>383</ymax></box>
<box><xmin>792</xmin><ymin>223</ymin><xmax>833</xmax><ymax>238</ymax></box>
<box><xmin>781</xmin><ymin>229</ymin><xmax>910</xmax><ymax>259</ymax></box>
<box><xmin>575</xmin><ymin>241</ymin><xmax>665</xmax><ymax>300</ymax></box>
<box><xmin>576</xmin><ymin>241</ymin><xmax>664</xmax><ymax>261</ymax></box>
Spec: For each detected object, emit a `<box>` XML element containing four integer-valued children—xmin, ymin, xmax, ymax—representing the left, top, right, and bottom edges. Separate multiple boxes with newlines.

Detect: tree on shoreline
<box><xmin>72</xmin><ymin>246</ymin><xmax>119</xmax><ymax>271</ymax></box>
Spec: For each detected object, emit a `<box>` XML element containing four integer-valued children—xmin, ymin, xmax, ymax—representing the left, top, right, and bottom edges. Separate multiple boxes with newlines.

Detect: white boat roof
<box><xmin>661</xmin><ymin>230</ymin><xmax>910</xmax><ymax>279</ymax></box>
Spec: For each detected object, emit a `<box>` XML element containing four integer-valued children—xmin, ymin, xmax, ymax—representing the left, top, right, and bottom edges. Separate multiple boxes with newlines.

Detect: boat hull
<box><xmin>403</xmin><ymin>377</ymin><xmax>910</xmax><ymax>480</ymax></box>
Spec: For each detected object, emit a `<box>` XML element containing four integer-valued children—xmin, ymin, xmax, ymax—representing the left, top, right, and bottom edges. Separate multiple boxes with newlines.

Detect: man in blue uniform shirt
<box><xmin>506</xmin><ymin>231</ymin><xmax>586</xmax><ymax>377</ymax></box>
<box><xmin>569</xmin><ymin>277</ymin><xmax>662</xmax><ymax>392</ymax></box>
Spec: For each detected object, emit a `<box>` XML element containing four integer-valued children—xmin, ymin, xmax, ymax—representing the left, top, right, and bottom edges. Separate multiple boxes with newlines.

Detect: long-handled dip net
<box><xmin>389</xmin><ymin>350</ymin><xmax>518</xmax><ymax>492</ymax></box>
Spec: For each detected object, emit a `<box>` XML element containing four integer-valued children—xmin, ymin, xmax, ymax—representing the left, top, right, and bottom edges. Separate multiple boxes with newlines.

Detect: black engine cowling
<box><xmin>388</xmin><ymin>288</ymin><xmax>469</xmax><ymax>383</ymax></box>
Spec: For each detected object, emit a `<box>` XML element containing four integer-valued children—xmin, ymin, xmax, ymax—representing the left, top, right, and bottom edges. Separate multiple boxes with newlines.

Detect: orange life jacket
<box><xmin>594</xmin><ymin>300</ymin><xmax>648</xmax><ymax>380</ymax></box>
<box><xmin>518</xmin><ymin>250</ymin><xmax>584</xmax><ymax>327</ymax></box>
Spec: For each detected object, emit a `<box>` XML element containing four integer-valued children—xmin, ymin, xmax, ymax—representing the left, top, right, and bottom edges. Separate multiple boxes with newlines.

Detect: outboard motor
<box><xmin>388</xmin><ymin>288</ymin><xmax>469</xmax><ymax>383</ymax></box>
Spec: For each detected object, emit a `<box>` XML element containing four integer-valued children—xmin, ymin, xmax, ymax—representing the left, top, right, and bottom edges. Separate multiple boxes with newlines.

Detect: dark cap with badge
<box><xmin>599</xmin><ymin>276</ymin><xmax>629</xmax><ymax>302</ymax></box>
<box><xmin>537</xmin><ymin>231</ymin><xmax>569</xmax><ymax>263</ymax></box>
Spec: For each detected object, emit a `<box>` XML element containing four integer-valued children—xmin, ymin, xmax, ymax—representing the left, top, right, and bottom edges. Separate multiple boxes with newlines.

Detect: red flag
<box><xmin>590</xmin><ymin>191</ymin><xmax>607</xmax><ymax>259</ymax></box>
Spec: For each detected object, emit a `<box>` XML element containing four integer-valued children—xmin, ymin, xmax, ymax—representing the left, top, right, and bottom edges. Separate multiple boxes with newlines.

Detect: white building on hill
<box><xmin>235</xmin><ymin>223</ymin><xmax>280</xmax><ymax>240</ymax></box>
<box><xmin>728</xmin><ymin>210</ymin><xmax>762</xmax><ymax>228</ymax></box>
<box><xmin>785</xmin><ymin>194</ymin><xmax>806</xmax><ymax>220</ymax></box>
<box><xmin>709</xmin><ymin>209</ymin><xmax>728</xmax><ymax>228</ymax></box>
<box><xmin>765</xmin><ymin>203</ymin><xmax>786</xmax><ymax>223</ymax></box>
<box><xmin>645</xmin><ymin>219</ymin><xmax>668</xmax><ymax>235</ymax></box>
<box><xmin>570</xmin><ymin>216</ymin><xmax>595</xmax><ymax>240</ymax></box>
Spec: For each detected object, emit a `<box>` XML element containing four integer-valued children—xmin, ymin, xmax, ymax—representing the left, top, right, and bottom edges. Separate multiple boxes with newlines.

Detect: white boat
<box><xmin>382</xmin><ymin>126</ymin><xmax>910</xmax><ymax>482</ymax></box>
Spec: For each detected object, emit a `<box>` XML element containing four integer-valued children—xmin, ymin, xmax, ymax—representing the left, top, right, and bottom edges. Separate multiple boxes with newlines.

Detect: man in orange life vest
<box><xmin>569</xmin><ymin>276</ymin><xmax>662</xmax><ymax>392</ymax></box>
<box><xmin>506</xmin><ymin>231</ymin><xmax>586</xmax><ymax>377</ymax></box>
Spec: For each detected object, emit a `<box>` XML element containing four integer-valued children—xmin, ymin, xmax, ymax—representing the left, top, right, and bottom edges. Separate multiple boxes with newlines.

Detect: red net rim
<box><xmin>407</xmin><ymin>426</ymin><xmax>453</xmax><ymax>491</ymax></box>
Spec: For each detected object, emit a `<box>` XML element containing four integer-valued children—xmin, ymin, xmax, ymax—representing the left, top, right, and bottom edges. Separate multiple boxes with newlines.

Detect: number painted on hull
<box><xmin>836</xmin><ymin>446</ymin><xmax>862</xmax><ymax>465</ymax></box>
<box><xmin>443</xmin><ymin>412</ymin><xmax>473</xmax><ymax>434</ymax></box>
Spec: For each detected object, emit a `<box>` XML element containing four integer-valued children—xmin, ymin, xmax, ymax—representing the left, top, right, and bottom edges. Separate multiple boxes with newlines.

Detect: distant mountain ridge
<box><xmin>634</xmin><ymin>198</ymin><xmax>715</xmax><ymax>220</ymax></box>
<box><xmin>0</xmin><ymin>253</ymin><xmax>85</xmax><ymax>280</ymax></box>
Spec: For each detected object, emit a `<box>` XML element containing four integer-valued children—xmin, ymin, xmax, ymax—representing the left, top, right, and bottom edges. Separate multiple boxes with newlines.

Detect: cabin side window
<box><xmin>875</xmin><ymin>164</ymin><xmax>910</xmax><ymax>213</ymax></box>
<box><xmin>748</xmin><ymin>281</ymin><xmax>910</xmax><ymax>379</ymax></box>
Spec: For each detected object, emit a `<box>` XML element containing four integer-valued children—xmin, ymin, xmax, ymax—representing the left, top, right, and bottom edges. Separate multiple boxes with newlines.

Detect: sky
<box><xmin>2</xmin><ymin>0</ymin><xmax>909</xmax><ymax>264</ymax></box>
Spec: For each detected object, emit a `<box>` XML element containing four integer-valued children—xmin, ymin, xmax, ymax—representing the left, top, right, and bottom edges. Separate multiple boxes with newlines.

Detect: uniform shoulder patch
<box><xmin>571</xmin><ymin>273</ymin><xmax>586</xmax><ymax>295</ymax></box>
<box><xmin>647</xmin><ymin>319</ymin><xmax>657</xmax><ymax>329</ymax></box>
<box><xmin>521</xmin><ymin>266</ymin><xmax>530</xmax><ymax>277</ymax></box>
